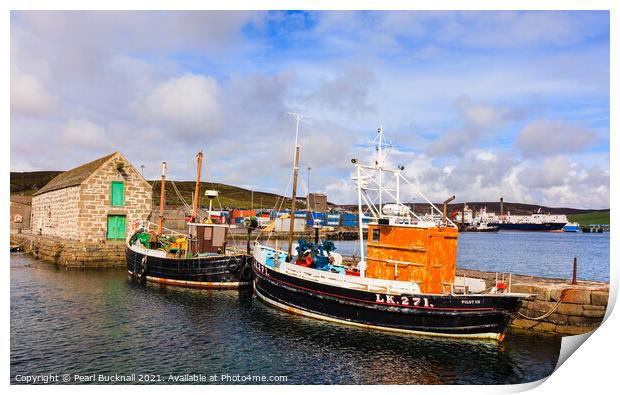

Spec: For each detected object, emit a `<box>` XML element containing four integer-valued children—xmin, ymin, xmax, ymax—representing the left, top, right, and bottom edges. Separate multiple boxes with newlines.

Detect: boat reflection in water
<box><xmin>253</xmin><ymin>125</ymin><xmax>532</xmax><ymax>341</ymax></box>
<box><xmin>10</xmin><ymin>254</ymin><xmax>560</xmax><ymax>385</ymax></box>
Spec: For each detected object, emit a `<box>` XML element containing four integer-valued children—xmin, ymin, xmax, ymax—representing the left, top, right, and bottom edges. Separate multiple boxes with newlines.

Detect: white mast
<box><xmin>286</xmin><ymin>112</ymin><xmax>305</xmax><ymax>258</ymax></box>
<box><xmin>356</xmin><ymin>162</ymin><xmax>365</xmax><ymax>277</ymax></box>
<box><xmin>352</xmin><ymin>126</ymin><xmax>457</xmax><ymax>229</ymax></box>
<box><xmin>377</xmin><ymin>126</ymin><xmax>383</xmax><ymax>218</ymax></box>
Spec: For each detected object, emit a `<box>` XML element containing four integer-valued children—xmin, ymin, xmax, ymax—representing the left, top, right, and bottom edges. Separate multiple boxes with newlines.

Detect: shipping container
<box><xmin>308</xmin><ymin>212</ymin><xmax>325</xmax><ymax>219</ymax></box>
<box><xmin>233</xmin><ymin>209</ymin><xmax>256</xmax><ymax>219</ymax></box>
<box><xmin>343</xmin><ymin>213</ymin><xmax>357</xmax><ymax>221</ymax></box>
<box><xmin>257</xmin><ymin>217</ymin><xmax>271</xmax><ymax>228</ymax></box>
<box><xmin>308</xmin><ymin>218</ymin><xmax>324</xmax><ymax>227</ymax></box>
<box><xmin>275</xmin><ymin>218</ymin><xmax>306</xmax><ymax>232</ymax></box>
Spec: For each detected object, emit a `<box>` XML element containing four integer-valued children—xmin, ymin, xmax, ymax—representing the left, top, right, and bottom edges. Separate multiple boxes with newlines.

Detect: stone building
<box><xmin>307</xmin><ymin>193</ymin><xmax>328</xmax><ymax>212</ymax></box>
<box><xmin>10</xmin><ymin>195</ymin><xmax>32</xmax><ymax>231</ymax></box>
<box><xmin>31</xmin><ymin>152</ymin><xmax>152</xmax><ymax>242</ymax></box>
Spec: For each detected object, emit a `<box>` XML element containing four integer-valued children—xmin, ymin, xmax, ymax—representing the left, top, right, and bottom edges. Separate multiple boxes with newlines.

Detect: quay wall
<box><xmin>457</xmin><ymin>269</ymin><xmax>609</xmax><ymax>336</ymax></box>
<box><xmin>510</xmin><ymin>282</ymin><xmax>608</xmax><ymax>336</ymax></box>
<box><xmin>11</xmin><ymin>233</ymin><xmax>125</xmax><ymax>268</ymax></box>
<box><xmin>11</xmin><ymin>233</ymin><xmax>609</xmax><ymax>336</ymax></box>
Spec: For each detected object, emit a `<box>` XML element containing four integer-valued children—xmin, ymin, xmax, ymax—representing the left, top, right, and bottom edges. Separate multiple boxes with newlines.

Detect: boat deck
<box><xmin>258</xmin><ymin>244</ymin><xmax>425</xmax><ymax>296</ymax></box>
<box><xmin>256</xmin><ymin>244</ymin><xmax>509</xmax><ymax>296</ymax></box>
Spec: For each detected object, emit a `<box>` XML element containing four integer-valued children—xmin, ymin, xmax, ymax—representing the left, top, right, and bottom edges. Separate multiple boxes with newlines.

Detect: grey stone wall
<box><xmin>511</xmin><ymin>283</ymin><xmax>608</xmax><ymax>335</ymax></box>
<box><xmin>11</xmin><ymin>233</ymin><xmax>125</xmax><ymax>268</ymax></box>
<box><xmin>31</xmin><ymin>186</ymin><xmax>81</xmax><ymax>239</ymax></box>
<box><xmin>78</xmin><ymin>153</ymin><xmax>152</xmax><ymax>242</ymax></box>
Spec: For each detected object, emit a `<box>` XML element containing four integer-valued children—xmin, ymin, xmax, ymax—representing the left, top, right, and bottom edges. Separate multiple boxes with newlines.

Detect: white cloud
<box><xmin>9</xmin><ymin>11</ymin><xmax>610</xmax><ymax>209</ymax></box>
<box><xmin>517</xmin><ymin>120</ymin><xmax>599</xmax><ymax>157</ymax></box>
<box><xmin>426</xmin><ymin>97</ymin><xmax>523</xmax><ymax>156</ymax></box>
<box><xmin>11</xmin><ymin>71</ymin><xmax>58</xmax><ymax>115</ymax></box>
<box><xmin>61</xmin><ymin>119</ymin><xmax>109</xmax><ymax>150</ymax></box>
<box><xmin>134</xmin><ymin>74</ymin><xmax>221</xmax><ymax>131</ymax></box>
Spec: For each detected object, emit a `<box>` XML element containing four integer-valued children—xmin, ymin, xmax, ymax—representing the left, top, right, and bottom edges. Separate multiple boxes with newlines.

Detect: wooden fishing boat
<box><xmin>126</xmin><ymin>152</ymin><xmax>253</xmax><ymax>289</ymax></box>
<box><xmin>252</xmin><ymin>125</ymin><xmax>531</xmax><ymax>340</ymax></box>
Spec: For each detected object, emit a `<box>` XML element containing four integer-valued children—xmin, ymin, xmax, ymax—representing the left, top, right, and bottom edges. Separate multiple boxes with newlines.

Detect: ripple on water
<box><xmin>11</xmin><ymin>254</ymin><xmax>562</xmax><ymax>384</ymax></box>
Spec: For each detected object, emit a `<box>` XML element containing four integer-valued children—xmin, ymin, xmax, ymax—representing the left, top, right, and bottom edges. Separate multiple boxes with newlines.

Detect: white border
<box><xmin>5</xmin><ymin>2</ymin><xmax>617</xmax><ymax>394</ymax></box>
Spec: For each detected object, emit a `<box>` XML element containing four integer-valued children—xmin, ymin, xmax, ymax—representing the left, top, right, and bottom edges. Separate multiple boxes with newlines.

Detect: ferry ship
<box><xmin>252</xmin><ymin>125</ymin><xmax>531</xmax><ymax>341</ymax></box>
<box><xmin>489</xmin><ymin>209</ymin><xmax>568</xmax><ymax>232</ymax></box>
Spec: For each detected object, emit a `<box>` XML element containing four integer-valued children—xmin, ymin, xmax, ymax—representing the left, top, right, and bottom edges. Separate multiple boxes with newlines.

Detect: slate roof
<box><xmin>33</xmin><ymin>152</ymin><xmax>117</xmax><ymax>196</ymax></box>
<box><xmin>10</xmin><ymin>195</ymin><xmax>33</xmax><ymax>205</ymax></box>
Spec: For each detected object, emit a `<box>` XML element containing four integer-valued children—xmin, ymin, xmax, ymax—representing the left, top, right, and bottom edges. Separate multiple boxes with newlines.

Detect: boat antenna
<box><xmin>158</xmin><ymin>161</ymin><xmax>167</xmax><ymax>235</ymax></box>
<box><xmin>286</xmin><ymin>112</ymin><xmax>305</xmax><ymax>259</ymax></box>
<box><xmin>191</xmin><ymin>151</ymin><xmax>203</xmax><ymax>222</ymax></box>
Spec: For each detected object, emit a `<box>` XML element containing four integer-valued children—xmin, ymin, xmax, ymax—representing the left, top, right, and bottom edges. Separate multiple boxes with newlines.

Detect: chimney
<box><xmin>500</xmin><ymin>197</ymin><xmax>504</xmax><ymax>216</ymax></box>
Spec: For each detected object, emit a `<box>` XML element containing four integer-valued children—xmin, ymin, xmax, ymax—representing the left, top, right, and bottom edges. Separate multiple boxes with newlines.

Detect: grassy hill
<box><xmin>339</xmin><ymin>201</ymin><xmax>608</xmax><ymax>216</ymax></box>
<box><xmin>9</xmin><ymin>171</ymin><xmax>303</xmax><ymax>210</ymax></box>
<box><xmin>10</xmin><ymin>171</ymin><xmax>63</xmax><ymax>195</ymax></box>
<box><xmin>149</xmin><ymin>179</ymin><xmax>303</xmax><ymax>210</ymax></box>
<box><xmin>567</xmin><ymin>210</ymin><xmax>610</xmax><ymax>226</ymax></box>
<box><xmin>10</xmin><ymin>171</ymin><xmax>609</xmax><ymax>215</ymax></box>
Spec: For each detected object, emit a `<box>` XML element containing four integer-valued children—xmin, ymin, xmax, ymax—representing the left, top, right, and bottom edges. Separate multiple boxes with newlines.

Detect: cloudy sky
<box><xmin>10</xmin><ymin>11</ymin><xmax>610</xmax><ymax>208</ymax></box>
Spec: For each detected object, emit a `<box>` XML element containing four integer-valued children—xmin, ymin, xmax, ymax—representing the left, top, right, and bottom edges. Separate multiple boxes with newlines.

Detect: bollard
<box><xmin>571</xmin><ymin>256</ymin><xmax>577</xmax><ymax>285</ymax></box>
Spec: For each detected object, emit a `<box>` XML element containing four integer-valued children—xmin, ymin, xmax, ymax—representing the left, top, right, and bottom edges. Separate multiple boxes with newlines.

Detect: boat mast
<box><xmin>377</xmin><ymin>126</ymin><xmax>383</xmax><ymax>218</ymax></box>
<box><xmin>356</xmin><ymin>162</ymin><xmax>365</xmax><ymax>277</ymax></box>
<box><xmin>191</xmin><ymin>151</ymin><xmax>203</xmax><ymax>222</ymax></box>
<box><xmin>158</xmin><ymin>161</ymin><xmax>167</xmax><ymax>234</ymax></box>
<box><xmin>287</xmin><ymin>112</ymin><xmax>305</xmax><ymax>258</ymax></box>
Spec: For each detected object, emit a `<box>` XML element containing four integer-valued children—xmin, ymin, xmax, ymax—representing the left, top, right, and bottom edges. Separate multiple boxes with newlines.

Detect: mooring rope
<box><xmin>517</xmin><ymin>289</ymin><xmax>567</xmax><ymax>321</ymax></box>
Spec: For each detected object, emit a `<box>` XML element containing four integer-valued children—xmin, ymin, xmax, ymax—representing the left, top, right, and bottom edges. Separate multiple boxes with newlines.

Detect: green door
<box><xmin>106</xmin><ymin>215</ymin><xmax>126</xmax><ymax>239</ymax></box>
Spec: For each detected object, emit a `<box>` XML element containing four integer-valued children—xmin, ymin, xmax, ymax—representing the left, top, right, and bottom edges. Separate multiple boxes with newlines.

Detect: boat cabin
<box><xmin>188</xmin><ymin>223</ymin><xmax>229</xmax><ymax>254</ymax></box>
<box><xmin>365</xmin><ymin>220</ymin><xmax>458</xmax><ymax>294</ymax></box>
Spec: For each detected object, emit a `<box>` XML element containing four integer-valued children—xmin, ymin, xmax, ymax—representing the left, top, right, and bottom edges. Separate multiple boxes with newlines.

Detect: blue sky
<box><xmin>10</xmin><ymin>10</ymin><xmax>610</xmax><ymax>208</ymax></box>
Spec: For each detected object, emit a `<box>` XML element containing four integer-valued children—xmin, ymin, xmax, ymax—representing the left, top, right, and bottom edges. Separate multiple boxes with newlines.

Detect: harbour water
<box><xmin>11</xmin><ymin>252</ymin><xmax>562</xmax><ymax>385</ymax></box>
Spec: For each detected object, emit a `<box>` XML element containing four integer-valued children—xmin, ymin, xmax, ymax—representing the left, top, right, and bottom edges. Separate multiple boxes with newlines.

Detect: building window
<box><xmin>106</xmin><ymin>215</ymin><xmax>126</xmax><ymax>239</ymax></box>
<box><xmin>111</xmin><ymin>181</ymin><xmax>125</xmax><ymax>206</ymax></box>
<box><xmin>372</xmin><ymin>228</ymin><xmax>380</xmax><ymax>242</ymax></box>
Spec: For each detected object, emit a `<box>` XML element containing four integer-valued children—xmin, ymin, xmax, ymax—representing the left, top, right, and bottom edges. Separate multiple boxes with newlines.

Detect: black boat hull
<box><xmin>252</xmin><ymin>259</ymin><xmax>524</xmax><ymax>340</ymax></box>
<box><xmin>126</xmin><ymin>247</ymin><xmax>252</xmax><ymax>289</ymax></box>
<box><xmin>488</xmin><ymin>222</ymin><xmax>566</xmax><ymax>231</ymax></box>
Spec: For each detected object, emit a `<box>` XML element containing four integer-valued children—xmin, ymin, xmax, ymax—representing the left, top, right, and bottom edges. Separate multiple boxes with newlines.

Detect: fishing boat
<box><xmin>462</xmin><ymin>221</ymin><xmax>499</xmax><ymax>232</ymax></box>
<box><xmin>126</xmin><ymin>152</ymin><xmax>253</xmax><ymax>289</ymax></box>
<box><xmin>252</xmin><ymin>125</ymin><xmax>531</xmax><ymax>341</ymax></box>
